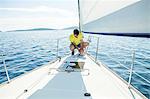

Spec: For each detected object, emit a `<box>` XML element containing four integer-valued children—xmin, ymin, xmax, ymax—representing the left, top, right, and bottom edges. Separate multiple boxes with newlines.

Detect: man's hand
<box><xmin>72</xmin><ymin>42</ymin><xmax>78</xmax><ymax>48</ymax></box>
<box><xmin>80</xmin><ymin>39</ymin><xmax>83</xmax><ymax>43</ymax></box>
<box><xmin>77</xmin><ymin>47</ymin><xmax>80</xmax><ymax>50</ymax></box>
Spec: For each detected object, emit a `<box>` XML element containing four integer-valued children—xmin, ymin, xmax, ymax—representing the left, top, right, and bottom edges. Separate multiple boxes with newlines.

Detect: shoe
<box><xmin>72</xmin><ymin>51</ymin><xmax>74</xmax><ymax>55</ymax></box>
<box><xmin>78</xmin><ymin>53</ymin><xmax>85</xmax><ymax>57</ymax></box>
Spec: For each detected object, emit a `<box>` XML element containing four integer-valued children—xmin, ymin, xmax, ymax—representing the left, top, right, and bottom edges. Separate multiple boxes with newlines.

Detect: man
<box><xmin>70</xmin><ymin>29</ymin><xmax>89</xmax><ymax>55</ymax></box>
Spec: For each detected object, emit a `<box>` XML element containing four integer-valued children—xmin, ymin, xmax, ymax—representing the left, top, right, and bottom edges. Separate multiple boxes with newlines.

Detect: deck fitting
<box><xmin>24</xmin><ymin>89</ymin><xmax>28</xmax><ymax>93</ymax></box>
<box><xmin>84</xmin><ymin>92</ymin><xmax>91</xmax><ymax>96</ymax></box>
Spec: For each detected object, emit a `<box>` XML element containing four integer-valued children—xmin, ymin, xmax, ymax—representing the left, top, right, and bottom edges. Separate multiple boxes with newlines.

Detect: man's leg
<box><xmin>77</xmin><ymin>43</ymin><xmax>84</xmax><ymax>55</ymax></box>
<box><xmin>82</xmin><ymin>42</ymin><xmax>89</xmax><ymax>48</ymax></box>
<box><xmin>78</xmin><ymin>42</ymin><xmax>89</xmax><ymax>55</ymax></box>
<box><xmin>70</xmin><ymin>44</ymin><xmax>75</xmax><ymax>55</ymax></box>
<box><xmin>79</xmin><ymin>48</ymin><xmax>84</xmax><ymax>55</ymax></box>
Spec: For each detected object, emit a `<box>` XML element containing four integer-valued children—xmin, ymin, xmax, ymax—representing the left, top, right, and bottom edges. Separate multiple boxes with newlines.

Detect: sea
<box><xmin>0</xmin><ymin>29</ymin><xmax>150</xmax><ymax>98</ymax></box>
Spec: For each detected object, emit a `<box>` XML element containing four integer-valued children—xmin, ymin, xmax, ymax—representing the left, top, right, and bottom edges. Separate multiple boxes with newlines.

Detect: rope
<box><xmin>103</xmin><ymin>53</ymin><xmax>150</xmax><ymax>84</ymax></box>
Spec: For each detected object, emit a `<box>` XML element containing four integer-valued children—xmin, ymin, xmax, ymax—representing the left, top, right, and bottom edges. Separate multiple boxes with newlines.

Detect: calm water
<box><xmin>0</xmin><ymin>30</ymin><xmax>150</xmax><ymax>98</ymax></box>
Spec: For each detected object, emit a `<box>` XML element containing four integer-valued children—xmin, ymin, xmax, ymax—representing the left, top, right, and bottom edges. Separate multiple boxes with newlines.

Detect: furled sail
<box><xmin>78</xmin><ymin>0</ymin><xmax>150</xmax><ymax>37</ymax></box>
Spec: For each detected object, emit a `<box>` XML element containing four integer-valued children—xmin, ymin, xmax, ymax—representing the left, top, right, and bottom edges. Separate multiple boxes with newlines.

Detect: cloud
<box><xmin>0</xmin><ymin>15</ymin><xmax>78</xmax><ymax>31</ymax></box>
<box><xmin>0</xmin><ymin>6</ymin><xmax>78</xmax><ymax>31</ymax></box>
<box><xmin>0</xmin><ymin>6</ymin><xmax>52</xmax><ymax>12</ymax></box>
<box><xmin>0</xmin><ymin>6</ymin><xmax>75</xmax><ymax>16</ymax></box>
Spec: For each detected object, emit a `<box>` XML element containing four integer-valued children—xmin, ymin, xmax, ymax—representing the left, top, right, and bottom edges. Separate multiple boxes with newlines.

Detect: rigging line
<box><xmin>83</xmin><ymin>0</ymin><xmax>99</xmax><ymax>24</ymax></box>
<box><xmin>104</xmin><ymin>53</ymin><xmax>150</xmax><ymax>84</ymax></box>
<box><xmin>133</xmin><ymin>71</ymin><xmax>150</xmax><ymax>84</ymax></box>
<box><xmin>94</xmin><ymin>37</ymin><xmax>150</xmax><ymax>60</ymax></box>
<box><xmin>107</xmin><ymin>52</ymin><xmax>150</xmax><ymax>75</ymax></box>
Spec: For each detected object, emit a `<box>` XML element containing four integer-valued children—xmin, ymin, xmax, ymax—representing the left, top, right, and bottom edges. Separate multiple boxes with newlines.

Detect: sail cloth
<box><xmin>79</xmin><ymin>0</ymin><xmax>150</xmax><ymax>37</ymax></box>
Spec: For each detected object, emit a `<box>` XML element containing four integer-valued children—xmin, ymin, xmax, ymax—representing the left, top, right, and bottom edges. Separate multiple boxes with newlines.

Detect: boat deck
<box><xmin>28</xmin><ymin>54</ymin><xmax>145</xmax><ymax>99</ymax></box>
<box><xmin>0</xmin><ymin>54</ymin><xmax>146</xmax><ymax>99</ymax></box>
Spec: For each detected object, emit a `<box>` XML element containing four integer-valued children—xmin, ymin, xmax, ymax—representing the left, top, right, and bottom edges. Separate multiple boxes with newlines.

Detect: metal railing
<box><xmin>56</xmin><ymin>38</ymin><xmax>59</xmax><ymax>58</ymax></box>
<box><xmin>0</xmin><ymin>36</ymin><xmax>70</xmax><ymax>84</ymax></box>
<box><xmin>95</xmin><ymin>37</ymin><xmax>99</xmax><ymax>62</ymax></box>
<box><xmin>56</xmin><ymin>36</ymin><xmax>70</xmax><ymax>58</ymax></box>
<box><xmin>128</xmin><ymin>50</ymin><xmax>135</xmax><ymax>87</ymax></box>
<box><xmin>86</xmin><ymin>35</ymin><xmax>150</xmax><ymax>89</ymax></box>
<box><xmin>1</xmin><ymin>54</ymin><xmax>10</xmax><ymax>83</ymax></box>
<box><xmin>1</xmin><ymin>35</ymin><xmax>150</xmax><ymax>89</ymax></box>
<box><xmin>86</xmin><ymin>35</ymin><xmax>100</xmax><ymax>62</ymax></box>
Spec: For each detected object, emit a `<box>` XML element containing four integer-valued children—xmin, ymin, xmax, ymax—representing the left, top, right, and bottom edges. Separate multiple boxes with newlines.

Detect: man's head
<box><xmin>73</xmin><ymin>29</ymin><xmax>79</xmax><ymax>38</ymax></box>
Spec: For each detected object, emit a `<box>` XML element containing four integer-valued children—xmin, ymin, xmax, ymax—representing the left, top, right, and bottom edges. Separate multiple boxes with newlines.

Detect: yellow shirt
<box><xmin>70</xmin><ymin>32</ymin><xmax>83</xmax><ymax>45</ymax></box>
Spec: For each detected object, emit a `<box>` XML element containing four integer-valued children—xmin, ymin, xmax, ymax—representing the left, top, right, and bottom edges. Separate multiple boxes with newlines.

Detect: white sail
<box><xmin>79</xmin><ymin>0</ymin><xmax>150</xmax><ymax>37</ymax></box>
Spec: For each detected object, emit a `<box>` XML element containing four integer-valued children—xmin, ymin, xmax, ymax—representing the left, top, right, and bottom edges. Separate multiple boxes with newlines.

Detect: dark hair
<box><xmin>73</xmin><ymin>29</ymin><xmax>79</xmax><ymax>35</ymax></box>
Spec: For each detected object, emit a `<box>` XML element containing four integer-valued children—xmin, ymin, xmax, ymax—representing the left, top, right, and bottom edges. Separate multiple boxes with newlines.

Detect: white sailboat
<box><xmin>0</xmin><ymin>0</ymin><xmax>149</xmax><ymax>99</ymax></box>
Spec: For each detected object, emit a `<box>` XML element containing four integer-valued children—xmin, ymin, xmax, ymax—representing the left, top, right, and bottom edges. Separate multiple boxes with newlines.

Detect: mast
<box><xmin>78</xmin><ymin>0</ymin><xmax>81</xmax><ymax>32</ymax></box>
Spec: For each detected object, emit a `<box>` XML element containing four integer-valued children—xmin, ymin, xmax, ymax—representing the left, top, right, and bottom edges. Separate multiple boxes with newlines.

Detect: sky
<box><xmin>0</xmin><ymin>0</ymin><xmax>79</xmax><ymax>31</ymax></box>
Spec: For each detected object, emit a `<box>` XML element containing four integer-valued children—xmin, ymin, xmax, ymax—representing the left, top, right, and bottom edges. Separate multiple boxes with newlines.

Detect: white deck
<box><xmin>0</xmin><ymin>54</ymin><xmax>147</xmax><ymax>99</ymax></box>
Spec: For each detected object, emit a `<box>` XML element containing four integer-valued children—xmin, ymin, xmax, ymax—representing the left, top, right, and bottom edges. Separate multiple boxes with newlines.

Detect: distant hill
<box><xmin>7</xmin><ymin>28</ymin><xmax>56</xmax><ymax>32</ymax></box>
<box><xmin>63</xmin><ymin>26</ymin><xmax>78</xmax><ymax>30</ymax></box>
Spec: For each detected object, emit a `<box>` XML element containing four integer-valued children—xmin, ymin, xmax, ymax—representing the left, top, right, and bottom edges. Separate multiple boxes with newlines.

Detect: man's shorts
<box><xmin>70</xmin><ymin>43</ymin><xmax>81</xmax><ymax>49</ymax></box>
